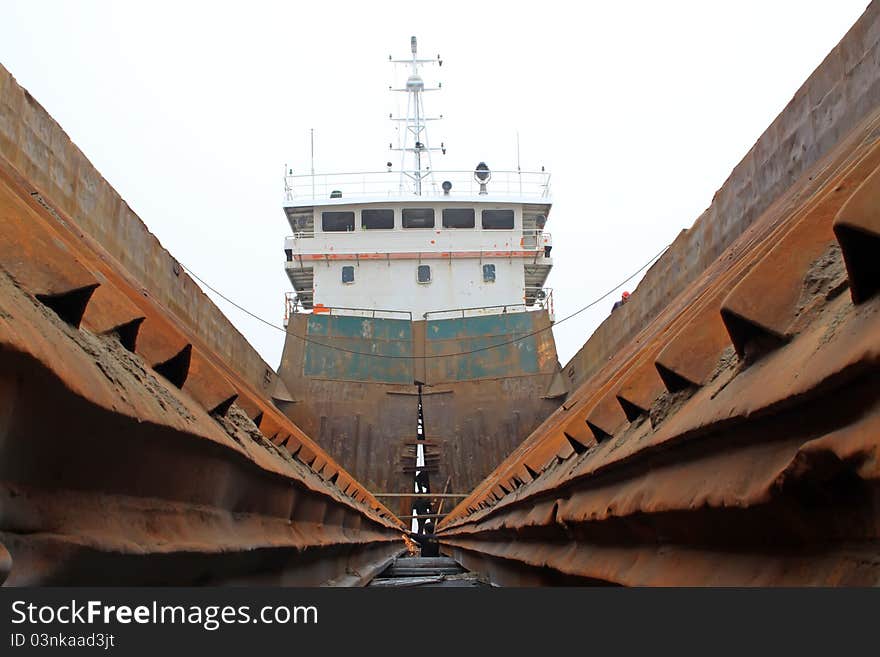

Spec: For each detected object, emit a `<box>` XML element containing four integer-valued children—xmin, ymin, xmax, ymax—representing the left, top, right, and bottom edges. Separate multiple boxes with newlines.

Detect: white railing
<box><xmin>284</xmin><ymin>293</ymin><xmax>413</xmax><ymax>324</ymax></box>
<box><xmin>422</xmin><ymin>288</ymin><xmax>554</xmax><ymax>320</ymax></box>
<box><xmin>284</xmin><ymin>290</ymin><xmax>554</xmax><ymax>323</ymax></box>
<box><xmin>527</xmin><ymin>287</ymin><xmax>555</xmax><ymax>321</ymax></box>
<box><xmin>284</xmin><ymin>169</ymin><xmax>551</xmax><ymax>202</ymax></box>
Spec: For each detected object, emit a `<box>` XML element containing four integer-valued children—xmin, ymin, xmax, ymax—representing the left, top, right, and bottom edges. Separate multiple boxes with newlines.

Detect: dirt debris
<box><xmin>819</xmin><ymin>300</ymin><xmax>854</xmax><ymax>346</ymax></box>
<box><xmin>71</xmin><ymin>326</ymin><xmax>195</xmax><ymax>421</ymax></box>
<box><xmin>214</xmin><ymin>403</ymin><xmax>265</xmax><ymax>449</ymax></box>
<box><xmin>794</xmin><ymin>244</ymin><xmax>849</xmax><ymax>316</ymax></box>
<box><xmin>212</xmin><ymin>403</ymin><xmax>320</xmax><ymax>482</ymax></box>
<box><xmin>708</xmin><ymin>346</ymin><xmax>741</xmax><ymax>400</ymax></box>
<box><xmin>650</xmin><ymin>386</ymin><xmax>696</xmax><ymax>430</ymax></box>
<box><xmin>708</xmin><ymin>346</ymin><xmax>739</xmax><ymax>384</ymax></box>
<box><xmin>6</xmin><ymin>271</ymin><xmax>197</xmax><ymax>422</ymax></box>
<box><xmin>98</xmin><ymin>333</ymin><xmax>195</xmax><ymax>421</ymax></box>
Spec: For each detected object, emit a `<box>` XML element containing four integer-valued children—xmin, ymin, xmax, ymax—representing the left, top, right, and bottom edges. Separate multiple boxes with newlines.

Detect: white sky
<box><xmin>1</xmin><ymin>1</ymin><xmax>869</xmax><ymax>368</ymax></box>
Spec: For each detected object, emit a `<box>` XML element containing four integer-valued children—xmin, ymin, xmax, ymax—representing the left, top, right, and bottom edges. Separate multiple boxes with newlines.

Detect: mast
<box><xmin>389</xmin><ymin>36</ymin><xmax>445</xmax><ymax>195</ymax></box>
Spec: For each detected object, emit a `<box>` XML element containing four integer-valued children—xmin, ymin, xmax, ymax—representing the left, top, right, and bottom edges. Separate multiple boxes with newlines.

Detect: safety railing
<box><xmin>526</xmin><ymin>287</ymin><xmax>554</xmax><ymax>321</ymax></box>
<box><xmin>284</xmin><ymin>169</ymin><xmax>551</xmax><ymax>202</ymax></box>
<box><xmin>285</xmin><ymin>291</ymin><xmax>553</xmax><ymax>324</ymax></box>
<box><xmin>423</xmin><ymin>288</ymin><xmax>554</xmax><ymax>320</ymax></box>
<box><xmin>285</xmin><ymin>293</ymin><xmax>413</xmax><ymax>324</ymax></box>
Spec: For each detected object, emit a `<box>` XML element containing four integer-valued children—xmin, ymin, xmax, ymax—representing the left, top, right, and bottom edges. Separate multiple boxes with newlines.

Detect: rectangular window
<box><xmin>442</xmin><ymin>208</ymin><xmax>475</xmax><ymax>228</ymax></box>
<box><xmin>481</xmin><ymin>209</ymin><xmax>515</xmax><ymax>229</ymax></box>
<box><xmin>402</xmin><ymin>207</ymin><xmax>435</xmax><ymax>228</ymax></box>
<box><xmin>341</xmin><ymin>265</ymin><xmax>355</xmax><ymax>284</ymax></box>
<box><xmin>417</xmin><ymin>264</ymin><xmax>432</xmax><ymax>283</ymax></box>
<box><xmin>482</xmin><ymin>263</ymin><xmax>496</xmax><ymax>282</ymax></box>
<box><xmin>361</xmin><ymin>208</ymin><xmax>395</xmax><ymax>229</ymax></box>
<box><xmin>322</xmin><ymin>211</ymin><xmax>355</xmax><ymax>232</ymax></box>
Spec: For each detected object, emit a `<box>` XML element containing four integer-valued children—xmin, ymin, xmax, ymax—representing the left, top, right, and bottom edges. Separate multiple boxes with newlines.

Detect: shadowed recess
<box><xmin>834</xmin><ymin>224</ymin><xmax>880</xmax><ymax>304</ymax></box>
<box><xmin>110</xmin><ymin>317</ymin><xmax>145</xmax><ymax>352</ymax></box>
<box><xmin>209</xmin><ymin>394</ymin><xmax>239</xmax><ymax>417</ymax></box>
<box><xmin>35</xmin><ymin>284</ymin><xmax>99</xmax><ymax>328</ymax></box>
<box><xmin>153</xmin><ymin>344</ymin><xmax>192</xmax><ymax>389</ymax></box>
<box><xmin>719</xmin><ymin>308</ymin><xmax>788</xmax><ymax>361</ymax></box>
<box><xmin>586</xmin><ymin>420</ymin><xmax>613</xmax><ymax>444</ymax></box>
<box><xmin>655</xmin><ymin>361</ymin><xmax>698</xmax><ymax>393</ymax></box>
<box><xmin>616</xmin><ymin>395</ymin><xmax>646</xmax><ymax>423</ymax></box>
<box><xmin>564</xmin><ymin>432</ymin><xmax>589</xmax><ymax>455</ymax></box>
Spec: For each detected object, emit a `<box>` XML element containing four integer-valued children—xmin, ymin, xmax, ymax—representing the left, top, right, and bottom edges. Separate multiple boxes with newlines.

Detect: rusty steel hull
<box><xmin>276</xmin><ymin>311</ymin><xmax>563</xmax><ymax>517</ymax></box>
<box><xmin>0</xmin><ymin>67</ymin><xmax>404</xmax><ymax>585</ymax></box>
<box><xmin>438</xmin><ymin>5</ymin><xmax>880</xmax><ymax>586</ymax></box>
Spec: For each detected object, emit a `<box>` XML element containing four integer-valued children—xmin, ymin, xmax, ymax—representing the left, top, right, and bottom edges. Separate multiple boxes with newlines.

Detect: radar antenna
<box><xmin>389</xmin><ymin>36</ymin><xmax>445</xmax><ymax>195</ymax></box>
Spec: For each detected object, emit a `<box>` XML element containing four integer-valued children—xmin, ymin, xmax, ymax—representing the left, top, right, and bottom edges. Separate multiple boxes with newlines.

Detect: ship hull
<box><xmin>276</xmin><ymin>309</ymin><xmax>564</xmax><ymax>515</ymax></box>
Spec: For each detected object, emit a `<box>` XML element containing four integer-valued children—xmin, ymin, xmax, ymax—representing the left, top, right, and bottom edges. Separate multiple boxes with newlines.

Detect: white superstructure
<box><xmin>282</xmin><ymin>37</ymin><xmax>554</xmax><ymax>321</ymax></box>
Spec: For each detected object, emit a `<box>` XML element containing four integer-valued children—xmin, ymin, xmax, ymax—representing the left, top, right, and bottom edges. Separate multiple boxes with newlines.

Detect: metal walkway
<box><xmin>368</xmin><ymin>557</ymin><xmax>488</xmax><ymax>588</ymax></box>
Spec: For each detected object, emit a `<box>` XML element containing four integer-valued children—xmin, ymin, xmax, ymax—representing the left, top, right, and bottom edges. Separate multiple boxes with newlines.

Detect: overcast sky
<box><xmin>1</xmin><ymin>1</ymin><xmax>870</xmax><ymax>368</ymax></box>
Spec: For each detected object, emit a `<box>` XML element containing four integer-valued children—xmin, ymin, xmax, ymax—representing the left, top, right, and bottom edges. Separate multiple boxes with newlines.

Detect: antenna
<box><xmin>388</xmin><ymin>36</ymin><xmax>445</xmax><ymax>195</ymax></box>
<box><xmin>310</xmin><ymin>128</ymin><xmax>315</xmax><ymax>199</ymax></box>
<box><xmin>516</xmin><ymin>131</ymin><xmax>522</xmax><ymax>195</ymax></box>
<box><xmin>516</xmin><ymin>131</ymin><xmax>521</xmax><ymax>172</ymax></box>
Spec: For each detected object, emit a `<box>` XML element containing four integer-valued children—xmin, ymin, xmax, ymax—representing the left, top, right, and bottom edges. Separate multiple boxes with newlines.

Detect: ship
<box><xmin>275</xmin><ymin>37</ymin><xmax>564</xmax><ymax>528</ymax></box>
<box><xmin>3</xmin><ymin>5</ymin><xmax>880</xmax><ymax>589</ymax></box>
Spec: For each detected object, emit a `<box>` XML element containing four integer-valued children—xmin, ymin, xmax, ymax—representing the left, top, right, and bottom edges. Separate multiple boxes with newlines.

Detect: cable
<box><xmin>181</xmin><ymin>243</ymin><xmax>669</xmax><ymax>360</ymax></box>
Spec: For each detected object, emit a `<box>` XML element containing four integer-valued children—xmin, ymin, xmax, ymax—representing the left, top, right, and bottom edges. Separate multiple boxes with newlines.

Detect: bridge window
<box><xmin>442</xmin><ymin>208</ymin><xmax>475</xmax><ymax>228</ymax></box>
<box><xmin>482</xmin><ymin>209</ymin><xmax>514</xmax><ymax>229</ymax></box>
<box><xmin>342</xmin><ymin>265</ymin><xmax>355</xmax><ymax>284</ymax></box>
<box><xmin>403</xmin><ymin>208</ymin><xmax>435</xmax><ymax>228</ymax></box>
<box><xmin>322</xmin><ymin>211</ymin><xmax>355</xmax><ymax>231</ymax></box>
<box><xmin>362</xmin><ymin>208</ymin><xmax>395</xmax><ymax>229</ymax></box>
<box><xmin>483</xmin><ymin>263</ymin><xmax>496</xmax><ymax>282</ymax></box>
<box><xmin>417</xmin><ymin>264</ymin><xmax>432</xmax><ymax>284</ymax></box>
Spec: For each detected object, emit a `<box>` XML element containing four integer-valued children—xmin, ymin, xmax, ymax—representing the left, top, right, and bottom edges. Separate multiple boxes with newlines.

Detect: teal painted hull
<box><xmin>303</xmin><ymin>312</ymin><xmax>545</xmax><ymax>384</ymax></box>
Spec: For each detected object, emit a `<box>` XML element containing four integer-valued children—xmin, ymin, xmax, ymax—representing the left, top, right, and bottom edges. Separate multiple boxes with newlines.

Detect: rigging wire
<box><xmin>180</xmin><ymin>243</ymin><xmax>670</xmax><ymax>361</ymax></box>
